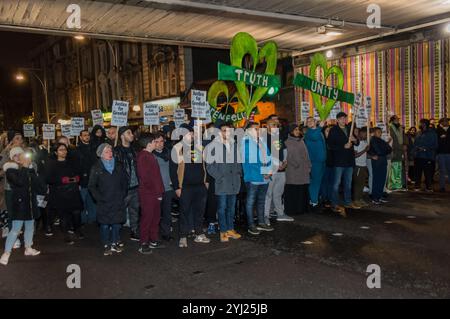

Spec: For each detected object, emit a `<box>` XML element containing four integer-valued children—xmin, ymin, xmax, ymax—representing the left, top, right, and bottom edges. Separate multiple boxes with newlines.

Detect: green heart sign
<box><xmin>309</xmin><ymin>53</ymin><xmax>344</xmax><ymax>120</ymax></box>
<box><xmin>207</xmin><ymin>80</ymin><xmax>246</xmax><ymax>123</ymax></box>
<box><xmin>229</xmin><ymin>32</ymin><xmax>278</xmax><ymax>117</ymax></box>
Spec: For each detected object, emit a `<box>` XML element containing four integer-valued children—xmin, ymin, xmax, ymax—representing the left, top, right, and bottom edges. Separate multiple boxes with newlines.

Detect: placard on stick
<box><xmin>61</xmin><ymin>124</ymin><xmax>72</xmax><ymax>138</ymax></box>
<box><xmin>43</xmin><ymin>124</ymin><xmax>56</xmax><ymax>141</ymax></box>
<box><xmin>174</xmin><ymin>109</ymin><xmax>185</xmax><ymax>128</ymax></box>
<box><xmin>143</xmin><ymin>103</ymin><xmax>160</xmax><ymax>126</ymax></box>
<box><xmin>91</xmin><ymin>109</ymin><xmax>104</xmax><ymax>127</ymax></box>
<box><xmin>23</xmin><ymin>124</ymin><xmax>35</xmax><ymax>138</ymax></box>
<box><xmin>71</xmin><ymin>117</ymin><xmax>85</xmax><ymax>136</ymax></box>
<box><xmin>111</xmin><ymin>100</ymin><xmax>129</xmax><ymax>127</ymax></box>
<box><xmin>191</xmin><ymin>90</ymin><xmax>208</xmax><ymax>119</ymax></box>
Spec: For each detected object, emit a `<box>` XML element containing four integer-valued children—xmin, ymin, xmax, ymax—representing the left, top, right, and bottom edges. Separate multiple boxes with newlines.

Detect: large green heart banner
<box><xmin>293</xmin><ymin>73</ymin><xmax>355</xmax><ymax>105</ymax></box>
<box><xmin>218</xmin><ymin>62</ymin><xmax>281</xmax><ymax>88</ymax></box>
<box><xmin>294</xmin><ymin>53</ymin><xmax>355</xmax><ymax>120</ymax></box>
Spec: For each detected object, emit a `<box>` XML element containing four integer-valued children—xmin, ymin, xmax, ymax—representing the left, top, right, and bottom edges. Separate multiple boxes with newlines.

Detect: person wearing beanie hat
<box><xmin>114</xmin><ymin>126</ymin><xmax>140</xmax><ymax>241</ymax></box>
<box><xmin>9</xmin><ymin>147</ymin><xmax>25</xmax><ymax>161</ymax></box>
<box><xmin>89</xmin><ymin>141</ymin><xmax>128</xmax><ymax>256</ymax></box>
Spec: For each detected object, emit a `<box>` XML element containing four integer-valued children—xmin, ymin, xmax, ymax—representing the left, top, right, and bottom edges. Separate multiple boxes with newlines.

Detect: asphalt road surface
<box><xmin>1</xmin><ymin>189</ymin><xmax>449</xmax><ymax>299</ymax></box>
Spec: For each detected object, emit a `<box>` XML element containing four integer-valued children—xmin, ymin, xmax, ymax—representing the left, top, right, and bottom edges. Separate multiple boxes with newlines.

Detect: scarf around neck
<box><xmin>101</xmin><ymin>158</ymin><xmax>115</xmax><ymax>174</ymax></box>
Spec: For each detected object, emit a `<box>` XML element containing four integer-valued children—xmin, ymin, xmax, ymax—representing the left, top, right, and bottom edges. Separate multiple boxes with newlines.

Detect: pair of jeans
<box><xmin>245</xmin><ymin>183</ymin><xmax>269</xmax><ymax>227</ymax></box>
<box><xmin>372</xmin><ymin>159</ymin><xmax>388</xmax><ymax>201</ymax></box>
<box><xmin>437</xmin><ymin>154</ymin><xmax>450</xmax><ymax>189</ymax></box>
<box><xmin>217</xmin><ymin>194</ymin><xmax>237</xmax><ymax>232</ymax></box>
<box><xmin>80</xmin><ymin>188</ymin><xmax>97</xmax><ymax>224</ymax></box>
<box><xmin>264</xmin><ymin>172</ymin><xmax>285</xmax><ymax>219</ymax></box>
<box><xmin>179</xmin><ymin>185</ymin><xmax>207</xmax><ymax>237</ymax></box>
<box><xmin>415</xmin><ymin>158</ymin><xmax>435</xmax><ymax>190</ymax></box>
<box><xmin>160</xmin><ymin>190</ymin><xmax>175</xmax><ymax>238</ymax></box>
<box><xmin>353</xmin><ymin>166</ymin><xmax>368</xmax><ymax>202</ymax></box>
<box><xmin>331</xmin><ymin>167</ymin><xmax>353</xmax><ymax>207</ymax></box>
<box><xmin>100</xmin><ymin>224</ymin><xmax>121</xmax><ymax>246</ymax></box>
<box><xmin>5</xmin><ymin>220</ymin><xmax>34</xmax><ymax>253</ymax></box>
<box><xmin>309</xmin><ymin>162</ymin><xmax>326</xmax><ymax>205</ymax></box>
<box><xmin>124</xmin><ymin>188</ymin><xmax>140</xmax><ymax>234</ymax></box>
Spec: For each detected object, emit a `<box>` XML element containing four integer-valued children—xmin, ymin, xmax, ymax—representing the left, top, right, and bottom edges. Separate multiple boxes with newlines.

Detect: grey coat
<box><xmin>206</xmin><ymin>141</ymin><xmax>242</xmax><ymax>195</ymax></box>
<box><xmin>285</xmin><ymin>135</ymin><xmax>311</xmax><ymax>185</ymax></box>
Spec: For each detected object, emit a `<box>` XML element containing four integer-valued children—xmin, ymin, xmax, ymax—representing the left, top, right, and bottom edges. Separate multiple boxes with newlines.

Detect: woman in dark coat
<box><xmin>88</xmin><ymin>143</ymin><xmax>128</xmax><ymax>256</ymax></box>
<box><xmin>1</xmin><ymin>149</ymin><xmax>45</xmax><ymax>266</ymax></box>
<box><xmin>46</xmin><ymin>143</ymin><xmax>84</xmax><ymax>245</ymax></box>
<box><xmin>90</xmin><ymin>125</ymin><xmax>107</xmax><ymax>153</ymax></box>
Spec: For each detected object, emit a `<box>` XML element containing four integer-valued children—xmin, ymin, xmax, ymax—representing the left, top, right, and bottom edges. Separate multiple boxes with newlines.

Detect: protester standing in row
<box><xmin>388</xmin><ymin>115</ymin><xmax>406</xmax><ymax>191</ymax></box>
<box><xmin>241</xmin><ymin>122</ymin><xmax>273</xmax><ymax>235</ymax></box>
<box><xmin>115</xmin><ymin>127</ymin><xmax>140</xmax><ymax>241</ymax></box>
<box><xmin>47</xmin><ymin>143</ymin><xmax>84</xmax><ymax>244</ymax></box>
<box><xmin>137</xmin><ymin>133</ymin><xmax>165</xmax><ymax>254</ymax></box>
<box><xmin>206</xmin><ymin>122</ymin><xmax>242</xmax><ymax>243</ymax></box>
<box><xmin>413</xmin><ymin>119</ymin><xmax>438</xmax><ymax>192</ymax></box>
<box><xmin>436</xmin><ymin>118</ymin><xmax>450</xmax><ymax>192</ymax></box>
<box><xmin>284</xmin><ymin>124</ymin><xmax>311</xmax><ymax>215</ymax></box>
<box><xmin>89</xmin><ymin>143</ymin><xmax>128</xmax><ymax>256</ymax></box>
<box><xmin>0</xmin><ymin>149</ymin><xmax>44</xmax><ymax>266</ymax></box>
<box><xmin>304</xmin><ymin>117</ymin><xmax>326</xmax><ymax>212</ymax></box>
<box><xmin>352</xmin><ymin>127</ymin><xmax>369</xmax><ymax>207</ymax></box>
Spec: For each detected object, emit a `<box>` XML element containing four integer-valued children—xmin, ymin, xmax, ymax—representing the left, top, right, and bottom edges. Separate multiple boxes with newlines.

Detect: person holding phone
<box><xmin>46</xmin><ymin>143</ymin><xmax>83</xmax><ymax>245</ymax></box>
<box><xmin>1</xmin><ymin>149</ymin><xmax>44</xmax><ymax>266</ymax></box>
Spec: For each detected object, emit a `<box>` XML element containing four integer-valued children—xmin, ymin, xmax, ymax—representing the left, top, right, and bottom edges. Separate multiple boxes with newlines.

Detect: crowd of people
<box><xmin>0</xmin><ymin>112</ymin><xmax>448</xmax><ymax>266</ymax></box>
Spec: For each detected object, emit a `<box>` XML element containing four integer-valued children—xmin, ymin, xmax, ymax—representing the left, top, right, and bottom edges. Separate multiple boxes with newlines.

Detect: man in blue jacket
<box><xmin>241</xmin><ymin>122</ymin><xmax>274</xmax><ymax>235</ymax></box>
<box><xmin>414</xmin><ymin>119</ymin><xmax>438</xmax><ymax>192</ymax></box>
<box><xmin>304</xmin><ymin>117</ymin><xmax>327</xmax><ymax>211</ymax></box>
<box><xmin>327</xmin><ymin>112</ymin><xmax>360</xmax><ymax>215</ymax></box>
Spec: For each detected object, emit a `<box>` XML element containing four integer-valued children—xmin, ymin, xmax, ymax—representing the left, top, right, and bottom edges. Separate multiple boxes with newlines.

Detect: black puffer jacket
<box><xmin>4</xmin><ymin>163</ymin><xmax>46</xmax><ymax>220</ymax></box>
<box><xmin>88</xmin><ymin>160</ymin><xmax>128</xmax><ymax>225</ymax></box>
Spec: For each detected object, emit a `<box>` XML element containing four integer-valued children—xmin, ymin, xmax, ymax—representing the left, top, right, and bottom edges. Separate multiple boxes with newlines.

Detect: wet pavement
<box><xmin>0</xmin><ymin>189</ymin><xmax>449</xmax><ymax>299</ymax></box>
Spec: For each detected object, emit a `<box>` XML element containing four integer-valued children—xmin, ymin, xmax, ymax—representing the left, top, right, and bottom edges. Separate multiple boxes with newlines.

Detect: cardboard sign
<box><xmin>173</xmin><ymin>109</ymin><xmax>185</xmax><ymax>128</ymax></box>
<box><xmin>111</xmin><ymin>100</ymin><xmax>129</xmax><ymax>127</ymax></box>
<box><xmin>329</xmin><ymin>102</ymin><xmax>341</xmax><ymax>120</ymax></box>
<box><xmin>191</xmin><ymin>90</ymin><xmax>208</xmax><ymax>118</ymax></box>
<box><xmin>43</xmin><ymin>124</ymin><xmax>56</xmax><ymax>140</ymax></box>
<box><xmin>301</xmin><ymin>102</ymin><xmax>310</xmax><ymax>121</ymax></box>
<box><xmin>71</xmin><ymin>117</ymin><xmax>85</xmax><ymax>136</ymax></box>
<box><xmin>91</xmin><ymin>109</ymin><xmax>104</xmax><ymax>127</ymax></box>
<box><xmin>23</xmin><ymin>124</ymin><xmax>35</xmax><ymax>138</ymax></box>
<box><xmin>61</xmin><ymin>124</ymin><xmax>72</xmax><ymax>138</ymax></box>
<box><xmin>143</xmin><ymin>103</ymin><xmax>160</xmax><ymax>126</ymax></box>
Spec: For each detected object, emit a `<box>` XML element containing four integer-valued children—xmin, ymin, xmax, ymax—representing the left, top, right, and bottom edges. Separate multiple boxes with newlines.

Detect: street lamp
<box><xmin>15</xmin><ymin>68</ymin><xmax>50</xmax><ymax>124</ymax></box>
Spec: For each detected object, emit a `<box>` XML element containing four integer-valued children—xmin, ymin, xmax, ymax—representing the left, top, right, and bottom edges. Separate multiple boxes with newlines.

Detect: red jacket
<box><xmin>137</xmin><ymin>150</ymin><xmax>164</xmax><ymax>197</ymax></box>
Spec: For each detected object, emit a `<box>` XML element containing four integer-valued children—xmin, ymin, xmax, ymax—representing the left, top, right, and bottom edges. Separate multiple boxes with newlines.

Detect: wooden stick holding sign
<box><xmin>349</xmin><ymin>92</ymin><xmax>362</xmax><ymax>144</ymax></box>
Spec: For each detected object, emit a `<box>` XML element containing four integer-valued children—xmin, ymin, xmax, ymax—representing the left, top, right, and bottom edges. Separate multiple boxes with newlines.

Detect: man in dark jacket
<box><xmin>368</xmin><ymin>127</ymin><xmax>393</xmax><ymax>204</ymax></box>
<box><xmin>413</xmin><ymin>119</ymin><xmax>438</xmax><ymax>192</ymax></box>
<box><xmin>436</xmin><ymin>117</ymin><xmax>450</xmax><ymax>192</ymax></box>
<box><xmin>76</xmin><ymin>130</ymin><xmax>97</xmax><ymax>224</ymax></box>
<box><xmin>327</xmin><ymin>112</ymin><xmax>359</xmax><ymax>214</ymax></box>
<box><xmin>114</xmin><ymin>127</ymin><xmax>140</xmax><ymax>241</ymax></box>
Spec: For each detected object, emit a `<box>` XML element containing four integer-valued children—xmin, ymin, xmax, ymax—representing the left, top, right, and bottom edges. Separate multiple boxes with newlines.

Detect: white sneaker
<box><xmin>24</xmin><ymin>248</ymin><xmax>41</xmax><ymax>256</ymax></box>
<box><xmin>363</xmin><ymin>186</ymin><xmax>370</xmax><ymax>193</ymax></box>
<box><xmin>277</xmin><ymin>215</ymin><xmax>294</xmax><ymax>222</ymax></box>
<box><xmin>0</xmin><ymin>253</ymin><xmax>10</xmax><ymax>266</ymax></box>
<box><xmin>13</xmin><ymin>239</ymin><xmax>21</xmax><ymax>249</ymax></box>
<box><xmin>179</xmin><ymin>237</ymin><xmax>188</xmax><ymax>248</ymax></box>
<box><xmin>194</xmin><ymin>234</ymin><xmax>211</xmax><ymax>244</ymax></box>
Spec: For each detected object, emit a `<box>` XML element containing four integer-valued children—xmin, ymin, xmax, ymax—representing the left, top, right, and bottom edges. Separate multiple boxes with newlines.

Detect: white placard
<box><xmin>376</xmin><ymin>122</ymin><xmax>390</xmax><ymax>141</ymax></box>
<box><xmin>71</xmin><ymin>117</ymin><xmax>85</xmax><ymax>136</ymax></box>
<box><xmin>353</xmin><ymin>92</ymin><xmax>363</xmax><ymax>109</ymax></box>
<box><xmin>173</xmin><ymin>109</ymin><xmax>186</xmax><ymax>128</ymax></box>
<box><xmin>143</xmin><ymin>103</ymin><xmax>160</xmax><ymax>126</ymax></box>
<box><xmin>91</xmin><ymin>109</ymin><xmax>104</xmax><ymax>127</ymax></box>
<box><xmin>329</xmin><ymin>102</ymin><xmax>341</xmax><ymax>120</ymax></box>
<box><xmin>301</xmin><ymin>102</ymin><xmax>310</xmax><ymax>121</ymax></box>
<box><xmin>191</xmin><ymin>90</ymin><xmax>208</xmax><ymax>118</ymax></box>
<box><xmin>61</xmin><ymin>124</ymin><xmax>72</xmax><ymax>138</ymax></box>
<box><xmin>42</xmin><ymin>124</ymin><xmax>56</xmax><ymax>140</ymax></box>
<box><xmin>111</xmin><ymin>100</ymin><xmax>129</xmax><ymax>127</ymax></box>
<box><xmin>23</xmin><ymin>124</ymin><xmax>35</xmax><ymax>138</ymax></box>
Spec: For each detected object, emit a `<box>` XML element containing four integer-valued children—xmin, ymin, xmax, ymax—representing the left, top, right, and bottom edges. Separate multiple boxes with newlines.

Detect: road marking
<box><xmin>407</xmin><ymin>216</ymin><xmax>416</xmax><ymax>219</ymax></box>
<box><xmin>384</xmin><ymin>221</ymin><xmax>393</xmax><ymax>224</ymax></box>
<box><xmin>301</xmin><ymin>241</ymin><xmax>314</xmax><ymax>245</ymax></box>
<box><xmin>360</xmin><ymin>226</ymin><xmax>370</xmax><ymax>230</ymax></box>
<box><xmin>332</xmin><ymin>233</ymin><xmax>344</xmax><ymax>237</ymax></box>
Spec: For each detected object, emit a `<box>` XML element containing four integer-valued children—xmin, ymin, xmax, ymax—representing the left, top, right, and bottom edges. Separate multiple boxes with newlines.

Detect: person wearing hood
<box><xmin>89</xmin><ymin>143</ymin><xmax>128</xmax><ymax>256</ymax></box>
<box><xmin>284</xmin><ymin>124</ymin><xmax>311</xmax><ymax>215</ymax></box>
<box><xmin>413</xmin><ymin>119</ymin><xmax>438</xmax><ymax>192</ymax></box>
<box><xmin>75</xmin><ymin>129</ymin><xmax>98</xmax><ymax>224</ymax></box>
<box><xmin>387</xmin><ymin>115</ymin><xmax>407</xmax><ymax>191</ymax></box>
<box><xmin>1</xmin><ymin>147</ymin><xmax>45</xmax><ymax>266</ymax></box>
<box><xmin>90</xmin><ymin>125</ymin><xmax>107</xmax><ymax>152</ymax></box>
